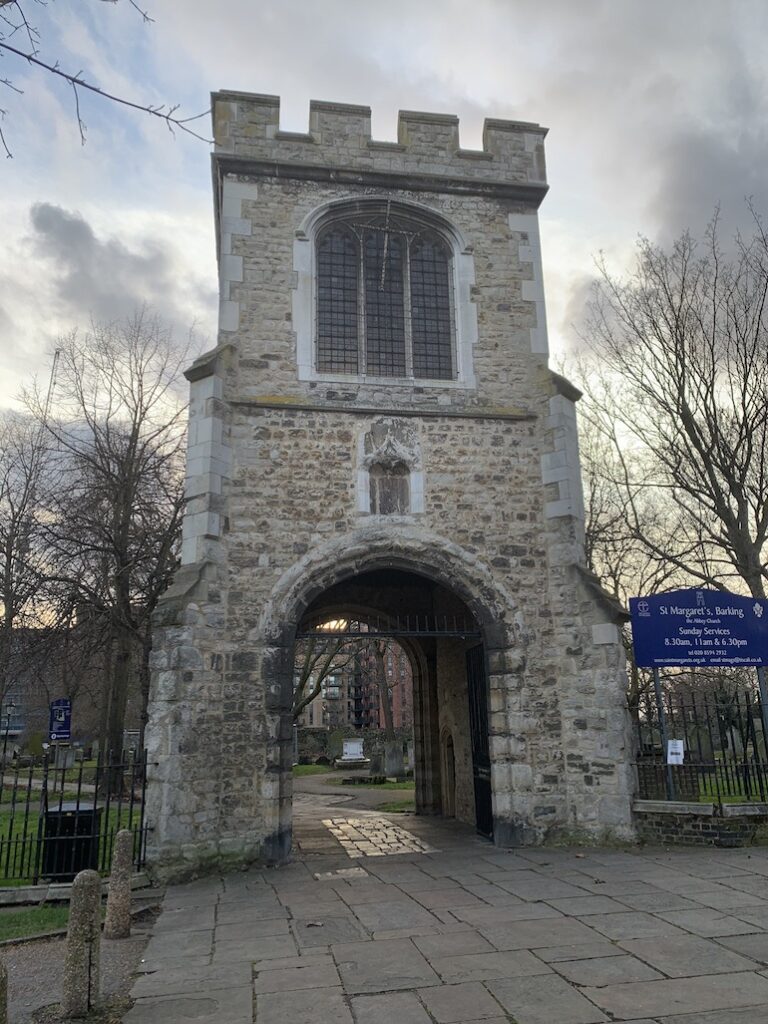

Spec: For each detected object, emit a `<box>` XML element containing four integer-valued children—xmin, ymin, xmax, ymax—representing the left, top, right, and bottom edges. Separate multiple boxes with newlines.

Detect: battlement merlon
<box><xmin>211</xmin><ymin>92</ymin><xmax>548</xmax><ymax>201</ymax></box>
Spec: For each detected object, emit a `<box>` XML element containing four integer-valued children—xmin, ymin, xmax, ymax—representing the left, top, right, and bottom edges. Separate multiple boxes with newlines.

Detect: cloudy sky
<box><xmin>1</xmin><ymin>0</ymin><xmax>767</xmax><ymax>407</ymax></box>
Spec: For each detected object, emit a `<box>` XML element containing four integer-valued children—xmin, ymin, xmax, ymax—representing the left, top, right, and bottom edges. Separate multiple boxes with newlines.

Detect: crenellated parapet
<box><xmin>211</xmin><ymin>92</ymin><xmax>547</xmax><ymax>195</ymax></box>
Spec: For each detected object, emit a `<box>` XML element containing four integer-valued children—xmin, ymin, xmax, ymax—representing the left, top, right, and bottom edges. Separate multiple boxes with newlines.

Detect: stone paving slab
<box><xmin>552</xmin><ymin>954</ymin><xmax>664</xmax><ymax>987</ymax></box>
<box><xmin>417</xmin><ymin>980</ymin><xmax>505</xmax><ymax>1022</ymax></box>
<box><xmin>689</xmin><ymin>888</ymin><xmax>768</xmax><ymax>910</ymax></box>
<box><xmin>352</xmin><ymin>897</ymin><xmax>440</xmax><ymax>930</ymax></box>
<box><xmin>256</xmin><ymin>987</ymin><xmax>354</xmax><ymax>1024</ymax></box>
<box><xmin>151</xmin><ymin>906</ymin><xmax>216</xmax><ymax>933</ymax></box>
<box><xmin>140</xmin><ymin>929</ymin><xmax>213</xmax><ymax>961</ymax></box>
<box><xmin>217</xmin><ymin>917</ymin><xmax>291</xmax><ymax>940</ymax></box>
<box><xmin>487</xmin><ymin>973</ymin><xmax>608</xmax><ymax>1023</ymax></box>
<box><xmin>350</xmin><ymin>990</ymin><xmax>433</xmax><ymax>1024</ymax></box>
<box><xmin>584</xmin><ymin>971</ymin><xmax>768</xmax><ymax>1020</ymax></box>
<box><xmin>477</xmin><ymin>915</ymin><xmax>602</xmax><ymax>950</ymax></box>
<box><xmin>658</xmin><ymin>1008</ymin><xmax>768</xmax><ymax>1023</ymax></box>
<box><xmin>333</xmin><ymin>937</ymin><xmax>440</xmax><ymax>993</ymax></box>
<box><xmin>717</xmin><ymin>931</ymin><xmax>768</xmax><ymax>963</ymax></box>
<box><xmin>495</xmin><ymin>874</ymin><xmax>589</xmax><ymax>901</ymax></box>
<box><xmin>718</xmin><ymin>874</ymin><xmax>768</xmax><ymax>896</ymax></box>
<box><xmin>252</xmin><ymin>960</ymin><xmax>341</xmax><ymax>993</ymax></box>
<box><xmin>131</xmin><ymin>960</ymin><xmax>252</xmax><ymax>998</ymax></box>
<box><xmin>583</xmin><ymin>912</ymin><xmax>688</xmax><ymax>941</ymax></box>
<box><xmin>653</xmin><ymin>907</ymin><xmax>761</xmax><ymax>937</ymax></box>
<box><xmin>734</xmin><ymin>905</ymin><xmax>768</xmax><ymax>929</ymax></box>
<box><xmin>124</xmin><ymin>987</ymin><xmax>253</xmax><ymax>1024</ymax></box>
<box><xmin>216</xmin><ymin>901</ymin><xmax>289</xmax><ymax>923</ymax></box>
<box><xmin>252</xmin><ymin>953</ymin><xmax>333</xmax><ymax>972</ymax></box>
<box><xmin>429</xmin><ymin>949</ymin><xmax>551</xmax><ymax>983</ymax></box>
<box><xmin>411</xmin><ymin>886</ymin><xmax>486</xmax><ymax>909</ymax></box>
<box><xmin>211</xmin><ymin>934</ymin><xmax>297</xmax><ymax>964</ymax></box>
<box><xmin>619</xmin><ymin>934</ymin><xmax>758</xmax><ymax>978</ymax></box>
<box><xmin>534</xmin><ymin>940</ymin><xmax>627</xmax><ymax>963</ymax></box>
<box><xmin>452</xmin><ymin>901</ymin><xmax>563</xmax><ymax>925</ymax></box>
<box><xmin>411</xmin><ymin>928</ymin><xmax>495</xmax><ymax>959</ymax></box>
<box><xmin>610</xmin><ymin>891</ymin><xmax>700</xmax><ymax>912</ymax></box>
<box><xmin>292</xmin><ymin>914</ymin><xmax>369</xmax><ymax>945</ymax></box>
<box><xmin>546</xmin><ymin>895</ymin><xmax>633</xmax><ymax>916</ymax></box>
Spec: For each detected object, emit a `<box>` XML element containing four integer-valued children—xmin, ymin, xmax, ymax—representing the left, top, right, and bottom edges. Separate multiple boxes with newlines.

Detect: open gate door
<box><xmin>466</xmin><ymin>644</ymin><xmax>493</xmax><ymax>837</ymax></box>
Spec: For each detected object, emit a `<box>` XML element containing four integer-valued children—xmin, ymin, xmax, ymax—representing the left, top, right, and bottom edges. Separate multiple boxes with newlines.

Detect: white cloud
<box><xmin>2</xmin><ymin>0</ymin><xmax>768</xmax><ymax>405</ymax></box>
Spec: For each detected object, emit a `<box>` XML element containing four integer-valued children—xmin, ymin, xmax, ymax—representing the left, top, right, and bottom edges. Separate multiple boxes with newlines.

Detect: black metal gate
<box><xmin>466</xmin><ymin>644</ymin><xmax>493</xmax><ymax>837</ymax></box>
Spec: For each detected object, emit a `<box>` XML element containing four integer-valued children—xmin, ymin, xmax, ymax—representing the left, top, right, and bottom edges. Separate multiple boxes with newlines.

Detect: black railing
<box><xmin>634</xmin><ymin>689</ymin><xmax>768</xmax><ymax>803</ymax></box>
<box><xmin>297</xmin><ymin>612</ymin><xmax>481</xmax><ymax>638</ymax></box>
<box><xmin>0</xmin><ymin>751</ymin><xmax>148</xmax><ymax>883</ymax></box>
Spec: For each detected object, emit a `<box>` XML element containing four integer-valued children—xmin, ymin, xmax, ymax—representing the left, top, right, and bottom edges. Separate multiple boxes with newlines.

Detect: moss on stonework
<box><xmin>541</xmin><ymin>825</ymin><xmax>637</xmax><ymax>850</ymax></box>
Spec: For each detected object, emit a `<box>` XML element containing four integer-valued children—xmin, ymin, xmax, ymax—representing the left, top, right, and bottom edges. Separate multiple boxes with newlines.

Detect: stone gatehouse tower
<box><xmin>145</xmin><ymin>92</ymin><xmax>635</xmax><ymax>877</ymax></box>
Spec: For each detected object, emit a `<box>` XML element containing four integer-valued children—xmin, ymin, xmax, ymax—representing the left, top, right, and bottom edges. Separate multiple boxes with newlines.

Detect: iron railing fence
<box><xmin>297</xmin><ymin>612</ymin><xmax>481</xmax><ymax>638</ymax></box>
<box><xmin>0</xmin><ymin>751</ymin><xmax>148</xmax><ymax>883</ymax></box>
<box><xmin>634</xmin><ymin>689</ymin><xmax>768</xmax><ymax>803</ymax></box>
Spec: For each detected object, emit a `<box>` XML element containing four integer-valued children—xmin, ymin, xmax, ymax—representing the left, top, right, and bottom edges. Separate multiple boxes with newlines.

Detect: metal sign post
<box><xmin>757</xmin><ymin>666</ymin><xmax>768</xmax><ymax>760</ymax></box>
<box><xmin>652</xmin><ymin>667</ymin><xmax>675</xmax><ymax>800</ymax></box>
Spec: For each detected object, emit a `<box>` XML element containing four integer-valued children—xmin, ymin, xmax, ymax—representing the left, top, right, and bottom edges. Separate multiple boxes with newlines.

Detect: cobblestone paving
<box><xmin>322</xmin><ymin>817</ymin><xmax>437</xmax><ymax>857</ymax></box>
<box><xmin>122</xmin><ymin>813</ymin><xmax>768</xmax><ymax>1024</ymax></box>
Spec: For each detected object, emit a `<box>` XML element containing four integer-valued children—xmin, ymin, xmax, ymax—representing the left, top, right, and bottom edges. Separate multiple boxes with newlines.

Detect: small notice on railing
<box><xmin>667</xmin><ymin>739</ymin><xmax>685</xmax><ymax>765</ymax></box>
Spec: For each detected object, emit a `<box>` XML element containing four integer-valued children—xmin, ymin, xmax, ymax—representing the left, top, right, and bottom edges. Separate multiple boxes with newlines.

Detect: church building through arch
<box><xmin>144</xmin><ymin>94</ymin><xmax>635</xmax><ymax>879</ymax></box>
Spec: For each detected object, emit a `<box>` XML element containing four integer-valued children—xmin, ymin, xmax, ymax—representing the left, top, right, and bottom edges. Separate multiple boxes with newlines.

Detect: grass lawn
<box><xmin>292</xmin><ymin>764</ymin><xmax>334</xmax><ymax>777</ymax></box>
<box><xmin>333</xmin><ymin>778</ymin><xmax>415</xmax><ymax>790</ymax></box>
<box><xmin>697</xmin><ymin>769</ymin><xmax>767</xmax><ymax>804</ymax></box>
<box><xmin>378</xmin><ymin>799</ymin><xmax>416</xmax><ymax>813</ymax></box>
<box><xmin>0</xmin><ymin>904</ymin><xmax>69</xmax><ymax>941</ymax></box>
<box><xmin>28</xmin><ymin>760</ymin><xmax>99</xmax><ymax>784</ymax></box>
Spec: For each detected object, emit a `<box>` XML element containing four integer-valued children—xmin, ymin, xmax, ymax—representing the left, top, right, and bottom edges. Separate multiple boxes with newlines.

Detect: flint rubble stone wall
<box><xmin>144</xmin><ymin>94</ymin><xmax>635</xmax><ymax>880</ymax></box>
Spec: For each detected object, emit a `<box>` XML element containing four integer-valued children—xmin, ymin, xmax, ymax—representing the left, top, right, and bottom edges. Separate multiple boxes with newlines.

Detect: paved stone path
<box><xmin>322</xmin><ymin>816</ymin><xmax>436</xmax><ymax>857</ymax></box>
<box><xmin>123</xmin><ymin>806</ymin><xmax>768</xmax><ymax>1023</ymax></box>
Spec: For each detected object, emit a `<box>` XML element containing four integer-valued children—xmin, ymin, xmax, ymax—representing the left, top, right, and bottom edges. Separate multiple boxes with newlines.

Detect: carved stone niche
<box><xmin>359</xmin><ymin>419</ymin><xmax>424</xmax><ymax>516</ymax></box>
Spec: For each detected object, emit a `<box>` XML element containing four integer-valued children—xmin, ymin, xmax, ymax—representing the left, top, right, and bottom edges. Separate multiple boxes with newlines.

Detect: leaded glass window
<box><xmin>315</xmin><ymin>212</ymin><xmax>455</xmax><ymax>380</ymax></box>
<box><xmin>317</xmin><ymin>228</ymin><xmax>359</xmax><ymax>373</ymax></box>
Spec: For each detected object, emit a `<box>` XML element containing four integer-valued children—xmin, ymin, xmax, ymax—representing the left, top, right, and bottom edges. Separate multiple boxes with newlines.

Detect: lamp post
<box><xmin>2</xmin><ymin>701</ymin><xmax>15</xmax><ymax>765</ymax></box>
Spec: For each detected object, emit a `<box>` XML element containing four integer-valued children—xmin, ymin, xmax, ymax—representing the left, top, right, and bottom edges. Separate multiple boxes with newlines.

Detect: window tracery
<box><xmin>316</xmin><ymin>208</ymin><xmax>455</xmax><ymax>380</ymax></box>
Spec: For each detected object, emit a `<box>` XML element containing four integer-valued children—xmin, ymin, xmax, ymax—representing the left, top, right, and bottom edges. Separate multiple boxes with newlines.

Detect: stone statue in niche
<box><xmin>361</xmin><ymin>419</ymin><xmax>422</xmax><ymax>516</ymax></box>
<box><xmin>370</xmin><ymin>461</ymin><xmax>410</xmax><ymax>515</ymax></box>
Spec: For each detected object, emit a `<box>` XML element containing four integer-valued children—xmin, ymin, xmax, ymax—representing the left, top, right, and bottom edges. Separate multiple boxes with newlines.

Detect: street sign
<box><xmin>629</xmin><ymin>588</ymin><xmax>768</xmax><ymax>668</ymax></box>
<box><xmin>48</xmin><ymin>698</ymin><xmax>72</xmax><ymax>742</ymax></box>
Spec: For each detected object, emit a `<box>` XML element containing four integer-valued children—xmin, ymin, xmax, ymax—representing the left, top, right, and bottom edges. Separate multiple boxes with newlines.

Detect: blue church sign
<box><xmin>48</xmin><ymin>698</ymin><xmax>72</xmax><ymax>742</ymax></box>
<box><xmin>629</xmin><ymin>589</ymin><xmax>768</xmax><ymax>668</ymax></box>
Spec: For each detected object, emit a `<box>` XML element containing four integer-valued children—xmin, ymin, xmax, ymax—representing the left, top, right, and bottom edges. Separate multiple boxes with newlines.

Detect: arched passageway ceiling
<box><xmin>297</xmin><ymin>568</ymin><xmax>482</xmax><ymax>639</ymax></box>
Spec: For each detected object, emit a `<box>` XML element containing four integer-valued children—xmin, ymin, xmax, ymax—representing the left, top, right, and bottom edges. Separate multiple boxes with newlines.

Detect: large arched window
<box><xmin>316</xmin><ymin>209</ymin><xmax>455</xmax><ymax>380</ymax></box>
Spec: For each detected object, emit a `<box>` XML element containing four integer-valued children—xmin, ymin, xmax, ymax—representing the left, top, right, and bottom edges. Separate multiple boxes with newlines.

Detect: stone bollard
<box><xmin>104</xmin><ymin>829</ymin><xmax>133</xmax><ymax>940</ymax></box>
<box><xmin>62</xmin><ymin>869</ymin><xmax>101</xmax><ymax>1018</ymax></box>
<box><xmin>0</xmin><ymin>958</ymin><xmax>7</xmax><ymax>1024</ymax></box>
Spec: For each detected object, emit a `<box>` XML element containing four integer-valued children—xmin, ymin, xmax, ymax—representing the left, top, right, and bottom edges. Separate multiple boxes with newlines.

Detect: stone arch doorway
<box><xmin>288</xmin><ymin>565</ymin><xmax>494</xmax><ymax>839</ymax></box>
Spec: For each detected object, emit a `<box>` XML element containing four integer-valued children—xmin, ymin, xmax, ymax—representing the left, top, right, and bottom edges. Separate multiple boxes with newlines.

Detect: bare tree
<box><xmin>293</xmin><ymin>634</ymin><xmax>358</xmax><ymax>723</ymax></box>
<box><xmin>29</xmin><ymin>311</ymin><xmax>187</xmax><ymax>766</ymax></box>
<box><xmin>369</xmin><ymin>639</ymin><xmax>396</xmax><ymax>741</ymax></box>
<box><xmin>0</xmin><ymin>0</ymin><xmax>209</xmax><ymax>158</ymax></box>
<box><xmin>580</xmin><ymin>209</ymin><xmax>768</xmax><ymax>601</ymax></box>
<box><xmin>0</xmin><ymin>411</ymin><xmax>50</xmax><ymax>713</ymax></box>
